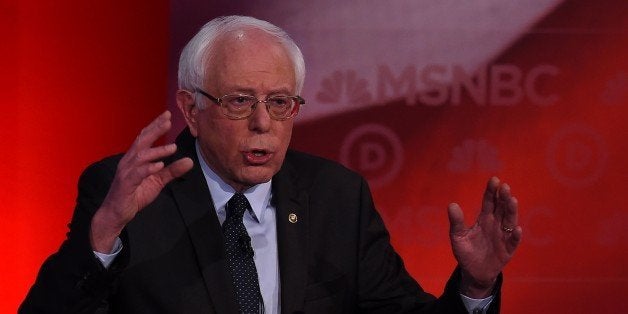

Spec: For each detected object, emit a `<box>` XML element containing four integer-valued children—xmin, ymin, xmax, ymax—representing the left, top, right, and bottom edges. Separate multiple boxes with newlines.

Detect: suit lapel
<box><xmin>167</xmin><ymin>129</ymin><xmax>309</xmax><ymax>313</ymax></box>
<box><xmin>167</xmin><ymin>129</ymin><xmax>239</xmax><ymax>314</ymax></box>
<box><xmin>273</xmin><ymin>161</ymin><xmax>308</xmax><ymax>314</ymax></box>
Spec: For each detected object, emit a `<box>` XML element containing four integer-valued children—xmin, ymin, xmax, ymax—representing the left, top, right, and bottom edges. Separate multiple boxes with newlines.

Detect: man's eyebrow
<box><xmin>267</xmin><ymin>89</ymin><xmax>293</xmax><ymax>96</ymax></box>
<box><xmin>220</xmin><ymin>86</ymin><xmax>256</xmax><ymax>94</ymax></box>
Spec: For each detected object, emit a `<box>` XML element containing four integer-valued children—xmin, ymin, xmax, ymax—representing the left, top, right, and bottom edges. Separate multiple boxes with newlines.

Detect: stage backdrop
<box><xmin>1</xmin><ymin>1</ymin><xmax>170</xmax><ymax>312</ymax></box>
<box><xmin>4</xmin><ymin>0</ymin><xmax>627</xmax><ymax>313</ymax></box>
<box><xmin>168</xmin><ymin>1</ymin><xmax>628</xmax><ymax>313</ymax></box>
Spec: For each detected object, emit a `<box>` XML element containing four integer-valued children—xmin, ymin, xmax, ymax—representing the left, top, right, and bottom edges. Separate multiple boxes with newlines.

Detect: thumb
<box><xmin>448</xmin><ymin>203</ymin><xmax>466</xmax><ymax>234</ymax></box>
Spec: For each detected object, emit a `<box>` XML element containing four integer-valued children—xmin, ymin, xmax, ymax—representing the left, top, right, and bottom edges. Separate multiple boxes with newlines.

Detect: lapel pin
<box><xmin>288</xmin><ymin>213</ymin><xmax>298</xmax><ymax>223</ymax></box>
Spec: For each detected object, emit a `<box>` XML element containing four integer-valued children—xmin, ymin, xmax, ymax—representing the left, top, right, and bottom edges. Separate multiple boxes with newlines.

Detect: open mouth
<box><xmin>252</xmin><ymin>149</ymin><xmax>266</xmax><ymax>157</ymax></box>
<box><xmin>244</xmin><ymin>149</ymin><xmax>272</xmax><ymax>164</ymax></box>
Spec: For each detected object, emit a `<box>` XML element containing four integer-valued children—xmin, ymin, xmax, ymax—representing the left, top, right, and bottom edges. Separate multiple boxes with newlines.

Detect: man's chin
<box><xmin>236</xmin><ymin>168</ymin><xmax>276</xmax><ymax>189</ymax></box>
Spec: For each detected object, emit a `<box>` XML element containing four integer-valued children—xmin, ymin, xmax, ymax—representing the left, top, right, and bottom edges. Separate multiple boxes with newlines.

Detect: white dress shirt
<box><xmin>195</xmin><ymin>142</ymin><xmax>280</xmax><ymax>314</ymax></box>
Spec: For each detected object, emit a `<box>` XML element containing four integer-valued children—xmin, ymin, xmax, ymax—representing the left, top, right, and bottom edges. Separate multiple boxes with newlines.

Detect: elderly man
<box><xmin>21</xmin><ymin>16</ymin><xmax>521</xmax><ymax>313</ymax></box>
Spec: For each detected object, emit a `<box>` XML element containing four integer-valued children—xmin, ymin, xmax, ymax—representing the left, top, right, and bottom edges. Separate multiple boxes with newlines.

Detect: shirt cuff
<box><xmin>93</xmin><ymin>237</ymin><xmax>123</xmax><ymax>269</ymax></box>
<box><xmin>460</xmin><ymin>293</ymin><xmax>494</xmax><ymax>314</ymax></box>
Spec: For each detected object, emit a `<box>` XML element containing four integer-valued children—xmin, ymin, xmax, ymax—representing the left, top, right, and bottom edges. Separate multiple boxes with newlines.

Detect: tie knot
<box><xmin>226</xmin><ymin>193</ymin><xmax>250</xmax><ymax>220</ymax></box>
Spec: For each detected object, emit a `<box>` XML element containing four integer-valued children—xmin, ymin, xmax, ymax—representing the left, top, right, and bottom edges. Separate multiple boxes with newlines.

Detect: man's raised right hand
<box><xmin>90</xmin><ymin>111</ymin><xmax>194</xmax><ymax>253</ymax></box>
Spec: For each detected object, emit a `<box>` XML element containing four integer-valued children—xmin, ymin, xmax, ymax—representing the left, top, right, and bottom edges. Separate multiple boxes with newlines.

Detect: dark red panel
<box><xmin>1</xmin><ymin>1</ymin><xmax>169</xmax><ymax>312</ymax></box>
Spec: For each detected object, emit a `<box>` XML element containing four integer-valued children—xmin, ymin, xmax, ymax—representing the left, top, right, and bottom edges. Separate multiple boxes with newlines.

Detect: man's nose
<box><xmin>248</xmin><ymin>102</ymin><xmax>272</xmax><ymax>132</ymax></box>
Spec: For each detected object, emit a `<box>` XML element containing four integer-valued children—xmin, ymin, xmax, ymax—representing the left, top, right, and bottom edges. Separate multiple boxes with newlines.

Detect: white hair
<box><xmin>178</xmin><ymin>15</ymin><xmax>306</xmax><ymax>109</ymax></box>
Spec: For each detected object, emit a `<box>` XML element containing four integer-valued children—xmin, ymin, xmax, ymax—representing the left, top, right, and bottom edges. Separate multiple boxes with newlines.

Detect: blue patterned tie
<box><xmin>223</xmin><ymin>193</ymin><xmax>264</xmax><ymax>314</ymax></box>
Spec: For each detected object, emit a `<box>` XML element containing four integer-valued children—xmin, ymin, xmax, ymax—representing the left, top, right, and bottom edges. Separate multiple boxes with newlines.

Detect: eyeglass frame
<box><xmin>194</xmin><ymin>88</ymin><xmax>305</xmax><ymax>121</ymax></box>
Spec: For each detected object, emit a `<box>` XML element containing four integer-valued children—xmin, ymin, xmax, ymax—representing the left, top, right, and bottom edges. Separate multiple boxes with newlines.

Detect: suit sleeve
<box><xmin>19</xmin><ymin>158</ymin><xmax>129</xmax><ymax>314</ymax></box>
<box><xmin>355</xmin><ymin>177</ymin><xmax>501</xmax><ymax>313</ymax></box>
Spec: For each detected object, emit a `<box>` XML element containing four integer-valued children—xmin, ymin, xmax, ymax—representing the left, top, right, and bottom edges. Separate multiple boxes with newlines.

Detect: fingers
<box><xmin>493</xmin><ymin>182</ymin><xmax>510</xmax><ymax>222</ymax></box>
<box><xmin>501</xmin><ymin>193</ymin><xmax>519</xmax><ymax>231</ymax></box>
<box><xmin>488</xmin><ymin>178</ymin><xmax>521</xmax><ymax>251</ymax></box>
<box><xmin>137</xmin><ymin>111</ymin><xmax>172</xmax><ymax>147</ymax></box>
<box><xmin>131</xmin><ymin>161</ymin><xmax>165</xmax><ymax>182</ymax></box>
<box><xmin>93</xmin><ymin>112</ymin><xmax>189</xmax><ymax>249</ymax></box>
<box><xmin>117</xmin><ymin>112</ymin><xmax>177</xmax><ymax>186</ymax></box>
<box><xmin>155</xmin><ymin>157</ymin><xmax>194</xmax><ymax>185</ymax></box>
<box><xmin>116</xmin><ymin>143</ymin><xmax>178</xmax><ymax>188</ymax></box>
<box><xmin>123</xmin><ymin>111</ymin><xmax>172</xmax><ymax>161</ymax></box>
<box><xmin>506</xmin><ymin>226</ymin><xmax>523</xmax><ymax>254</ymax></box>
<box><xmin>480</xmin><ymin>177</ymin><xmax>517</xmax><ymax>222</ymax></box>
<box><xmin>480</xmin><ymin>177</ymin><xmax>499</xmax><ymax>217</ymax></box>
<box><xmin>448</xmin><ymin>203</ymin><xmax>466</xmax><ymax>235</ymax></box>
<box><xmin>103</xmin><ymin>111</ymin><xmax>181</xmax><ymax>215</ymax></box>
<box><xmin>136</xmin><ymin>143</ymin><xmax>178</xmax><ymax>164</ymax></box>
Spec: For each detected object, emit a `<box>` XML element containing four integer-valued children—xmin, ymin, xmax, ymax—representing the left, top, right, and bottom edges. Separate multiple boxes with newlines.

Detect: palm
<box><xmin>91</xmin><ymin>111</ymin><xmax>193</xmax><ymax>252</ymax></box>
<box><xmin>102</xmin><ymin>114</ymin><xmax>192</xmax><ymax>226</ymax></box>
<box><xmin>448</xmin><ymin>177</ymin><xmax>522</xmax><ymax>291</ymax></box>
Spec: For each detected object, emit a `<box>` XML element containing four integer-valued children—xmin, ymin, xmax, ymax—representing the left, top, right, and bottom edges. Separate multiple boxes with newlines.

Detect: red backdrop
<box><xmin>3</xmin><ymin>1</ymin><xmax>627</xmax><ymax>313</ymax></box>
<box><xmin>0</xmin><ymin>1</ymin><xmax>170</xmax><ymax>312</ymax></box>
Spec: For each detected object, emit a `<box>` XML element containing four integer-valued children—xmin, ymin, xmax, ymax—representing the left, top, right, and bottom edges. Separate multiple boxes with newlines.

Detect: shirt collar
<box><xmin>195</xmin><ymin>140</ymin><xmax>272</xmax><ymax>223</ymax></box>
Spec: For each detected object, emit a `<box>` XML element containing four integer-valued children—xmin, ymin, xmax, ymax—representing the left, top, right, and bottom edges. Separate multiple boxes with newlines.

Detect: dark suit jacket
<box><xmin>20</xmin><ymin>128</ymin><xmax>500</xmax><ymax>313</ymax></box>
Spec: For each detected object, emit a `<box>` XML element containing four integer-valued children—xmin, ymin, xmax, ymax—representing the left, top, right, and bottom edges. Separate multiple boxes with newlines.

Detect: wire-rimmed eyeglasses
<box><xmin>195</xmin><ymin>88</ymin><xmax>304</xmax><ymax>121</ymax></box>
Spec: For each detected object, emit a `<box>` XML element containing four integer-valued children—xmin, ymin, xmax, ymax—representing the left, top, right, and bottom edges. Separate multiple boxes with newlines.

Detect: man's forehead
<box><xmin>209</xmin><ymin>29</ymin><xmax>292</xmax><ymax>65</ymax></box>
<box><xmin>204</xmin><ymin>29</ymin><xmax>296</xmax><ymax>94</ymax></box>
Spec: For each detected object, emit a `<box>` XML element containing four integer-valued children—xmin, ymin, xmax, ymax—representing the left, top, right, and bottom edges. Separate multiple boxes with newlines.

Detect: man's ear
<box><xmin>176</xmin><ymin>90</ymin><xmax>199</xmax><ymax>137</ymax></box>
